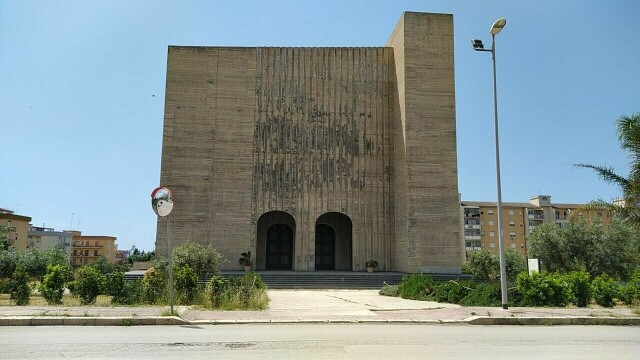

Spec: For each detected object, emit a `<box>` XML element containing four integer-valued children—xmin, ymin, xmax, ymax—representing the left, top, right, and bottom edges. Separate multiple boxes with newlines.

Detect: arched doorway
<box><xmin>315</xmin><ymin>224</ymin><xmax>335</xmax><ymax>270</ymax></box>
<box><xmin>315</xmin><ymin>212</ymin><xmax>352</xmax><ymax>271</ymax></box>
<box><xmin>266</xmin><ymin>223</ymin><xmax>294</xmax><ymax>270</ymax></box>
<box><xmin>256</xmin><ymin>211</ymin><xmax>295</xmax><ymax>270</ymax></box>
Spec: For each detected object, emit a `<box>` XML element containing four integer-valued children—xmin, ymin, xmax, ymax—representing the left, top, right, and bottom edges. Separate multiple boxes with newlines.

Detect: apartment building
<box><xmin>462</xmin><ymin>195</ymin><xmax>612</xmax><ymax>257</ymax></box>
<box><xmin>0</xmin><ymin>207</ymin><xmax>32</xmax><ymax>250</ymax></box>
<box><xmin>68</xmin><ymin>231</ymin><xmax>117</xmax><ymax>267</ymax></box>
<box><xmin>27</xmin><ymin>226</ymin><xmax>73</xmax><ymax>256</ymax></box>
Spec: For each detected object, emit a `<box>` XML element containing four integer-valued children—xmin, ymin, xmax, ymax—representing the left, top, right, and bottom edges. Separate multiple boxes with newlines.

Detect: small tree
<box><xmin>591</xmin><ymin>274</ymin><xmax>620</xmax><ymax>308</ymax></box>
<box><xmin>505</xmin><ymin>249</ymin><xmax>527</xmax><ymax>282</ymax></box>
<box><xmin>465</xmin><ymin>250</ymin><xmax>500</xmax><ymax>281</ymax></box>
<box><xmin>75</xmin><ymin>266</ymin><xmax>103</xmax><ymax>305</ymax></box>
<box><xmin>529</xmin><ymin>217</ymin><xmax>640</xmax><ymax>280</ymax></box>
<box><xmin>0</xmin><ymin>248</ymin><xmax>19</xmax><ymax>279</ymax></box>
<box><xmin>142</xmin><ymin>267</ymin><xmax>167</xmax><ymax>304</ymax></box>
<box><xmin>10</xmin><ymin>265</ymin><xmax>30</xmax><ymax>306</ymax></box>
<box><xmin>172</xmin><ymin>241</ymin><xmax>224</xmax><ymax>279</ymax></box>
<box><xmin>566</xmin><ymin>270</ymin><xmax>592</xmax><ymax>307</ymax></box>
<box><xmin>174</xmin><ymin>265</ymin><xmax>199</xmax><ymax>304</ymax></box>
<box><xmin>39</xmin><ymin>264</ymin><xmax>71</xmax><ymax>305</ymax></box>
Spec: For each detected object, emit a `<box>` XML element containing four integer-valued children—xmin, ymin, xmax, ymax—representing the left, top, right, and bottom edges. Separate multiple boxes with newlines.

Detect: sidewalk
<box><xmin>1</xmin><ymin>289</ymin><xmax>638</xmax><ymax>326</ymax></box>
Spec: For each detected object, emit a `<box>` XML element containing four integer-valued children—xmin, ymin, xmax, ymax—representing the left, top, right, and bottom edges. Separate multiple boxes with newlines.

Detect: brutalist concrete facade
<box><xmin>157</xmin><ymin>12</ymin><xmax>461</xmax><ymax>273</ymax></box>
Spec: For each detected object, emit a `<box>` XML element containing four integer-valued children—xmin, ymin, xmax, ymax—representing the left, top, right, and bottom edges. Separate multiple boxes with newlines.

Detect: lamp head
<box><xmin>471</xmin><ymin>39</ymin><xmax>485</xmax><ymax>50</ymax></box>
<box><xmin>490</xmin><ymin>18</ymin><xmax>507</xmax><ymax>35</ymax></box>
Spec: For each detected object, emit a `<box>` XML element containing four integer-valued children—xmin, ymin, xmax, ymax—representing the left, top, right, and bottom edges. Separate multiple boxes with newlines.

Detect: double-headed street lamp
<box><xmin>472</xmin><ymin>18</ymin><xmax>509</xmax><ymax>310</ymax></box>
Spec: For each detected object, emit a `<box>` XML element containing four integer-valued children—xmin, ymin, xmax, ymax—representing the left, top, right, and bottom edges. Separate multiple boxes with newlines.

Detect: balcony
<box><xmin>464</xmin><ymin>224</ymin><xmax>481</xmax><ymax>230</ymax></box>
<box><xmin>72</xmin><ymin>242</ymin><xmax>103</xmax><ymax>248</ymax></box>
<box><xmin>464</xmin><ymin>235</ymin><xmax>481</xmax><ymax>240</ymax></box>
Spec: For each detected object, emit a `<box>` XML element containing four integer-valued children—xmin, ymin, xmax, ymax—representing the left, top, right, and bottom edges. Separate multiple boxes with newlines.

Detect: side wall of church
<box><xmin>387</xmin><ymin>12</ymin><xmax>461</xmax><ymax>273</ymax></box>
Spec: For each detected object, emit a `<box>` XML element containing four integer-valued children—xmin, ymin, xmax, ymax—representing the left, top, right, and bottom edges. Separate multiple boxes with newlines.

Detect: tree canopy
<box><xmin>575</xmin><ymin>112</ymin><xmax>640</xmax><ymax>225</ymax></box>
<box><xmin>528</xmin><ymin>217</ymin><xmax>640</xmax><ymax>280</ymax></box>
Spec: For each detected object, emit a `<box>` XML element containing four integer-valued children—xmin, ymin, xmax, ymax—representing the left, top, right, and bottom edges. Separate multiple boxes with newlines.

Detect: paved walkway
<box><xmin>1</xmin><ymin>289</ymin><xmax>638</xmax><ymax>326</ymax></box>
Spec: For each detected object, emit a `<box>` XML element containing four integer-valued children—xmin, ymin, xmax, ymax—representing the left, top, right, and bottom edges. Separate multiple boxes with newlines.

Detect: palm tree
<box><xmin>575</xmin><ymin>112</ymin><xmax>640</xmax><ymax>226</ymax></box>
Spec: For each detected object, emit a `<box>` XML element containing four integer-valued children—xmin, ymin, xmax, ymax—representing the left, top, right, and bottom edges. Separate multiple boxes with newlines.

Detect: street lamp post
<box><xmin>472</xmin><ymin>18</ymin><xmax>509</xmax><ymax>310</ymax></box>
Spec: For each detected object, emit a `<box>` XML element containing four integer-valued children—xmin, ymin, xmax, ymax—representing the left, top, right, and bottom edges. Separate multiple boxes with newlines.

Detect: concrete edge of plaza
<box><xmin>1</xmin><ymin>315</ymin><xmax>639</xmax><ymax>327</ymax></box>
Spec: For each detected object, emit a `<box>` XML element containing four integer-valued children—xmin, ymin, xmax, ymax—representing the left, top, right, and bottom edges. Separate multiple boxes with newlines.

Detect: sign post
<box><xmin>151</xmin><ymin>187</ymin><xmax>174</xmax><ymax>314</ymax></box>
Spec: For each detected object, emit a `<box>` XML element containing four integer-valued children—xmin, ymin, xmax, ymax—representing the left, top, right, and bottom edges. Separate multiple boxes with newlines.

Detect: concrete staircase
<box><xmin>125</xmin><ymin>270</ymin><xmax>471</xmax><ymax>289</ymax></box>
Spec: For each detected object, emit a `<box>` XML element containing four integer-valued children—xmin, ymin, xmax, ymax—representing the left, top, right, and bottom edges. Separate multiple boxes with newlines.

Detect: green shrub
<box><xmin>515</xmin><ymin>272</ymin><xmax>573</xmax><ymax>307</ymax></box>
<box><xmin>204</xmin><ymin>273</ymin><xmax>268</xmax><ymax>310</ymax></box>
<box><xmin>39</xmin><ymin>264</ymin><xmax>71</xmax><ymax>305</ymax></box>
<box><xmin>10</xmin><ymin>265</ymin><xmax>31</xmax><ymax>306</ymax></box>
<box><xmin>75</xmin><ymin>266</ymin><xmax>104</xmax><ymax>305</ymax></box>
<box><xmin>174</xmin><ymin>265</ymin><xmax>199</xmax><ymax>305</ymax></box>
<box><xmin>67</xmin><ymin>280</ymin><xmax>78</xmax><ymax>296</ymax></box>
<box><xmin>379</xmin><ymin>283</ymin><xmax>400</xmax><ymax>297</ymax></box>
<box><xmin>465</xmin><ymin>250</ymin><xmax>500</xmax><ymax>281</ymax></box>
<box><xmin>565</xmin><ymin>271</ymin><xmax>592</xmax><ymax>307</ymax></box>
<box><xmin>123</xmin><ymin>279</ymin><xmax>143</xmax><ymax>305</ymax></box>
<box><xmin>172</xmin><ymin>241</ymin><xmax>224</xmax><ymax>279</ymax></box>
<box><xmin>591</xmin><ymin>274</ymin><xmax>620</xmax><ymax>308</ymax></box>
<box><xmin>0</xmin><ymin>278</ymin><xmax>11</xmax><ymax>294</ymax></box>
<box><xmin>142</xmin><ymin>268</ymin><xmax>168</xmax><ymax>304</ymax></box>
<box><xmin>103</xmin><ymin>271</ymin><xmax>141</xmax><ymax>305</ymax></box>
<box><xmin>460</xmin><ymin>282</ymin><xmax>502</xmax><ymax>306</ymax></box>
<box><xmin>399</xmin><ymin>274</ymin><xmax>435</xmax><ymax>300</ymax></box>
<box><xmin>206</xmin><ymin>275</ymin><xmax>229</xmax><ymax>308</ymax></box>
<box><xmin>0</xmin><ymin>249</ymin><xmax>19</xmax><ymax>279</ymax></box>
<box><xmin>619</xmin><ymin>269</ymin><xmax>640</xmax><ymax>305</ymax></box>
<box><xmin>428</xmin><ymin>280</ymin><xmax>474</xmax><ymax>304</ymax></box>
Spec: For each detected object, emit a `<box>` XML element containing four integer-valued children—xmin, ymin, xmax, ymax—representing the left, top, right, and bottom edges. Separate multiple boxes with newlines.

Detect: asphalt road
<box><xmin>2</xmin><ymin>324</ymin><xmax>639</xmax><ymax>359</ymax></box>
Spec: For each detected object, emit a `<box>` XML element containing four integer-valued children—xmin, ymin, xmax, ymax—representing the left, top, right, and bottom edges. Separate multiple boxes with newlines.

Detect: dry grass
<box><xmin>0</xmin><ymin>293</ymin><xmax>112</xmax><ymax>307</ymax></box>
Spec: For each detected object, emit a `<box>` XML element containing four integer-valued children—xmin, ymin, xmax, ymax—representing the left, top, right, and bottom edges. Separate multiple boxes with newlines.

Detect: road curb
<box><xmin>1</xmin><ymin>316</ymin><xmax>639</xmax><ymax>326</ymax></box>
<box><xmin>466</xmin><ymin>316</ymin><xmax>640</xmax><ymax>326</ymax></box>
<box><xmin>0</xmin><ymin>316</ymin><xmax>188</xmax><ymax>326</ymax></box>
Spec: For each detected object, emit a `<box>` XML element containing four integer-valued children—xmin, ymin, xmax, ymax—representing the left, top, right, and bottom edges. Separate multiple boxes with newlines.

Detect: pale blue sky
<box><xmin>1</xmin><ymin>1</ymin><xmax>638</xmax><ymax>252</ymax></box>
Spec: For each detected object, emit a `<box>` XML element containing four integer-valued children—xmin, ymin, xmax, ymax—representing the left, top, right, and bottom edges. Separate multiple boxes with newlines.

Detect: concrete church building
<box><xmin>157</xmin><ymin>12</ymin><xmax>462</xmax><ymax>273</ymax></box>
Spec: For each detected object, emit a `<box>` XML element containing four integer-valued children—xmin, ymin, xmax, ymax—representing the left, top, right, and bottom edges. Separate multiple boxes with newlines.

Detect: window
<box><xmin>510</xmin><ymin>243</ymin><xmax>516</xmax><ymax>249</ymax></box>
<box><xmin>489</xmin><ymin>231</ymin><xmax>495</xmax><ymax>237</ymax></box>
<box><xmin>489</xmin><ymin>220</ymin><xmax>495</xmax><ymax>226</ymax></box>
<box><xmin>508</xmin><ymin>210</ymin><xmax>514</xmax><ymax>216</ymax></box>
<box><xmin>510</xmin><ymin>231</ymin><xmax>516</xmax><ymax>236</ymax></box>
<box><xmin>488</xmin><ymin>210</ymin><xmax>494</xmax><ymax>215</ymax></box>
<box><xmin>489</xmin><ymin>243</ymin><xmax>496</xmax><ymax>248</ymax></box>
<box><xmin>509</xmin><ymin>221</ymin><xmax>515</xmax><ymax>226</ymax></box>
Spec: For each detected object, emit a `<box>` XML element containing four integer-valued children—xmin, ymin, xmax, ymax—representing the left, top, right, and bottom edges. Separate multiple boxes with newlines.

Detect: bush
<box><xmin>428</xmin><ymin>280</ymin><xmax>475</xmax><ymax>304</ymax></box>
<box><xmin>75</xmin><ymin>266</ymin><xmax>104</xmax><ymax>305</ymax></box>
<box><xmin>103</xmin><ymin>271</ymin><xmax>142</xmax><ymax>305</ymax></box>
<box><xmin>0</xmin><ymin>249</ymin><xmax>19</xmax><ymax>279</ymax></box>
<box><xmin>206</xmin><ymin>275</ymin><xmax>229</xmax><ymax>308</ymax></box>
<box><xmin>174</xmin><ymin>265</ymin><xmax>199</xmax><ymax>305</ymax></box>
<box><xmin>565</xmin><ymin>270</ymin><xmax>592</xmax><ymax>307</ymax></box>
<box><xmin>10</xmin><ymin>265</ymin><xmax>30</xmax><ymax>306</ymax></box>
<box><xmin>0</xmin><ymin>278</ymin><xmax>10</xmax><ymax>294</ymax></box>
<box><xmin>142</xmin><ymin>268</ymin><xmax>168</xmax><ymax>304</ymax></box>
<box><xmin>399</xmin><ymin>274</ymin><xmax>435</xmax><ymax>300</ymax></box>
<box><xmin>460</xmin><ymin>282</ymin><xmax>502</xmax><ymax>307</ymax></box>
<box><xmin>123</xmin><ymin>279</ymin><xmax>143</xmax><ymax>305</ymax></box>
<box><xmin>205</xmin><ymin>273</ymin><xmax>268</xmax><ymax>310</ymax></box>
<box><xmin>516</xmin><ymin>272</ymin><xmax>573</xmax><ymax>307</ymax></box>
<box><xmin>379</xmin><ymin>283</ymin><xmax>400</xmax><ymax>297</ymax></box>
<box><xmin>172</xmin><ymin>241</ymin><xmax>224</xmax><ymax>279</ymax></box>
<box><xmin>39</xmin><ymin>264</ymin><xmax>71</xmax><ymax>305</ymax></box>
<box><xmin>465</xmin><ymin>250</ymin><xmax>500</xmax><ymax>281</ymax></box>
<box><xmin>591</xmin><ymin>274</ymin><xmax>620</xmax><ymax>308</ymax></box>
<box><xmin>619</xmin><ymin>269</ymin><xmax>640</xmax><ymax>305</ymax></box>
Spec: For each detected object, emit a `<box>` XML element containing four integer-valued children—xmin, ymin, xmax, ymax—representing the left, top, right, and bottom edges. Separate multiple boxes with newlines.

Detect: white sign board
<box><xmin>528</xmin><ymin>258</ymin><xmax>540</xmax><ymax>275</ymax></box>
